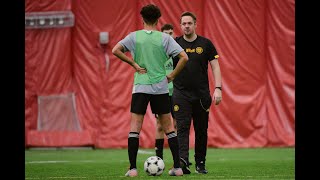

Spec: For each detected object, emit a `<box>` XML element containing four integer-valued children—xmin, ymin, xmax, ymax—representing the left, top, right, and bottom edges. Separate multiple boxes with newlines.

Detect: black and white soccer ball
<box><xmin>143</xmin><ymin>156</ymin><xmax>165</xmax><ymax>176</ymax></box>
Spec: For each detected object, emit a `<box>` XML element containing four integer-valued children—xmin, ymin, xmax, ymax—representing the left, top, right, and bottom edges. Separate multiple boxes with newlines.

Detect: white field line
<box><xmin>26</xmin><ymin>160</ymin><xmax>94</xmax><ymax>164</ymax></box>
<box><xmin>137</xmin><ymin>149</ymin><xmax>154</xmax><ymax>154</ymax></box>
<box><xmin>26</xmin><ymin>160</ymin><xmax>132</xmax><ymax>163</ymax></box>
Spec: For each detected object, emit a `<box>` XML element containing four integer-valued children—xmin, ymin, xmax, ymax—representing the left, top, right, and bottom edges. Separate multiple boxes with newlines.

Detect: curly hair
<box><xmin>140</xmin><ymin>4</ymin><xmax>161</xmax><ymax>25</ymax></box>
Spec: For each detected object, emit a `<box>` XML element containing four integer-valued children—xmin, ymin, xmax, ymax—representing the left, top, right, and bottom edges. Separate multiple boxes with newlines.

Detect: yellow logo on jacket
<box><xmin>196</xmin><ymin>47</ymin><xmax>203</xmax><ymax>54</ymax></box>
<box><xmin>174</xmin><ymin>105</ymin><xmax>179</xmax><ymax>111</ymax></box>
<box><xmin>186</xmin><ymin>48</ymin><xmax>195</xmax><ymax>53</ymax></box>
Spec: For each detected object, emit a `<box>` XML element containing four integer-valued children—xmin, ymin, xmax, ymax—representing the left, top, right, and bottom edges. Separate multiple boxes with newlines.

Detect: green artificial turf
<box><xmin>25</xmin><ymin>147</ymin><xmax>294</xmax><ymax>179</ymax></box>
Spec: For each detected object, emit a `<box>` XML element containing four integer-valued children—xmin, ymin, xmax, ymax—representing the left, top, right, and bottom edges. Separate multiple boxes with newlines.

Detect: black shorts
<box><xmin>155</xmin><ymin>96</ymin><xmax>175</xmax><ymax>119</ymax></box>
<box><xmin>131</xmin><ymin>93</ymin><xmax>170</xmax><ymax>115</ymax></box>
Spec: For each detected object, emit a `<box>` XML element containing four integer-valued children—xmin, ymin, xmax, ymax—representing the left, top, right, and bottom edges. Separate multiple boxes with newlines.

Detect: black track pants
<box><xmin>173</xmin><ymin>94</ymin><xmax>209</xmax><ymax>164</ymax></box>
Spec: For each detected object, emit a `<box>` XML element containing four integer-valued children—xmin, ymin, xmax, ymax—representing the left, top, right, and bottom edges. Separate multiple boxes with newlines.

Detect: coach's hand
<box><xmin>213</xmin><ymin>88</ymin><xmax>222</xmax><ymax>105</ymax></box>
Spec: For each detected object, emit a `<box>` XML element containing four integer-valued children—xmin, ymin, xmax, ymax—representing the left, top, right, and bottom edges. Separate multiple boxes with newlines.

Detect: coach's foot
<box><xmin>125</xmin><ymin>168</ymin><xmax>138</xmax><ymax>177</ymax></box>
<box><xmin>168</xmin><ymin>168</ymin><xmax>183</xmax><ymax>176</ymax></box>
<box><xmin>180</xmin><ymin>158</ymin><xmax>191</xmax><ymax>174</ymax></box>
<box><xmin>195</xmin><ymin>162</ymin><xmax>208</xmax><ymax>174</ymax></box>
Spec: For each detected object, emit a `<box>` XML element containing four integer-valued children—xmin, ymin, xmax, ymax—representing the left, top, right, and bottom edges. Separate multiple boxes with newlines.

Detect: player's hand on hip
<box><xmin>166</xmin><ymin>74</ymin><xmax>174</xmax><ymax>83</ymax></box>
<box><xmin>133</xmin><ymin>63</ymin><xmax>147</xmax><ymax>74</ymax></box>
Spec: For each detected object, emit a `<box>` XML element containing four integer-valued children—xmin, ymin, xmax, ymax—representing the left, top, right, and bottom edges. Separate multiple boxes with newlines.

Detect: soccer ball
<box><xmin>143</xmin><ymin>156</ymin><xmax>165</xmax><ymax>176</ymax></box>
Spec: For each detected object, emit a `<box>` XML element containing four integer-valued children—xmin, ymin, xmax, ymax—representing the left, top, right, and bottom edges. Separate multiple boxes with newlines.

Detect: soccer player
<box><xmin>112</xmin><ymin>4</ymin><xmax>188</xmax><ymax>177</ymax></box>
<box><xmin>172</xmin><ymin>11</ymin><xmax>222</xmax><ymax>174</ymax></box>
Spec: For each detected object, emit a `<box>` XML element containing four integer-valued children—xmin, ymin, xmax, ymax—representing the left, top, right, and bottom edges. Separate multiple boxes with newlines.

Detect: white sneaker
<box><xmin>168</xmin><ymin>168</ymin><xmax>183</xmax><ymax>176</ymax></box>
<box><xmin>125</xmin><ymin>168</ymin><xmax>138</xmax><ymax>177</ymax></box>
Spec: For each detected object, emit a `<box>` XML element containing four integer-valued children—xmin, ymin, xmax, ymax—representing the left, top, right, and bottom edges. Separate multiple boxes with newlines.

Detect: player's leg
<box><xmin>169</xmin><ymin>96</ymin><xmax>177</xmax><ymax>133</ymax></box>
<box><xmin>172</xmin><ymin>117</ymin><xmax>177</xmax><ymax>133</ymax></box>
<box><xmin>125</xmin><ymin>93</ymin><xmax>150</xmax><ymax>177</ymax></box>
<box><xmin>150</xmin><ymin>94</ymin><xmax>183</xmax><ymax>176</ymax></box>
<box><xmin>158</xmin><ymin>113</ymin><xmax>183</xmax><ymax>176</ymax></box>
<box><xmin>155</xmin><ymin>114</ymin><xmax>165</xmax><ymax>160</ymax></box>
<box><xmin>155</xmin><ymin>95</ymin><xmax>175</xmax><ymax>160</ymax></box>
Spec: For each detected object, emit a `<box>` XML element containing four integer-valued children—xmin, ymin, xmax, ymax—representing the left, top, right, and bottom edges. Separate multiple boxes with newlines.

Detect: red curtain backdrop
<box><xmin>25</xmin><ymin>0</ymin><xmax>295</xmax><ymax>148</ymax></box>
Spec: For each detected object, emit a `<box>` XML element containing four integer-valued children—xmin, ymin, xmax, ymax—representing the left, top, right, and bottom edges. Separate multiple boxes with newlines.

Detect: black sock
<box><xmin>128</xmin><ymin>132</ymin><xmax>139</xmax><ymax>169</ymax></box>
<box><xmin>166</xmin><ymin>131</ymin><xmax>180</xmax><ymax>168</ymax></box>
<box><xmin>155</xmin><ymin>139</ymin><xmax>164</xmax><ymax>160</ymax></box>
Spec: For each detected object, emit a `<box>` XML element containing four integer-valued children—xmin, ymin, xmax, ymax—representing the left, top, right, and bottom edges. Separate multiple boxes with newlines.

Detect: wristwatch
<box><xmin>215</xmin><ymin>87</ymin><xmax>222</xmax><ymax>91</ymax></box>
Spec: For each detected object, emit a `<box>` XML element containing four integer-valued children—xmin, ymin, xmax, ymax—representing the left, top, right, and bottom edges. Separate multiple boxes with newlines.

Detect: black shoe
<box><xmin>179</xmin><ymin>158</ymin><xmax>191</xmax><ymax>174</ymax></box>
<box><xmin>195</xmin><ymin>162</ymin><xmax>208</xmax><ymax>174</ymax></box>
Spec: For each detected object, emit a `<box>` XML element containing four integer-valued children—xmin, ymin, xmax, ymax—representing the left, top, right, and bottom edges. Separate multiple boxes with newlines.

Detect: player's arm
<box><xmin>164</xmin><ymin>35</ymin><xmax>188</xmax><ymax>82</ymax></box>
<box><xmin>167</xmin><ymin>51</ymin><xmax>188</xmax><ymax>83</ymax></box>
<box><xmin>210</xmin><ymin>59</ymin><xmax>222</xmax><ymax>105</ymax></box>
<box><xmin>112</xmin><ymin>43</ymin><xmax>146</xmax><ymax>74</ymax></box>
